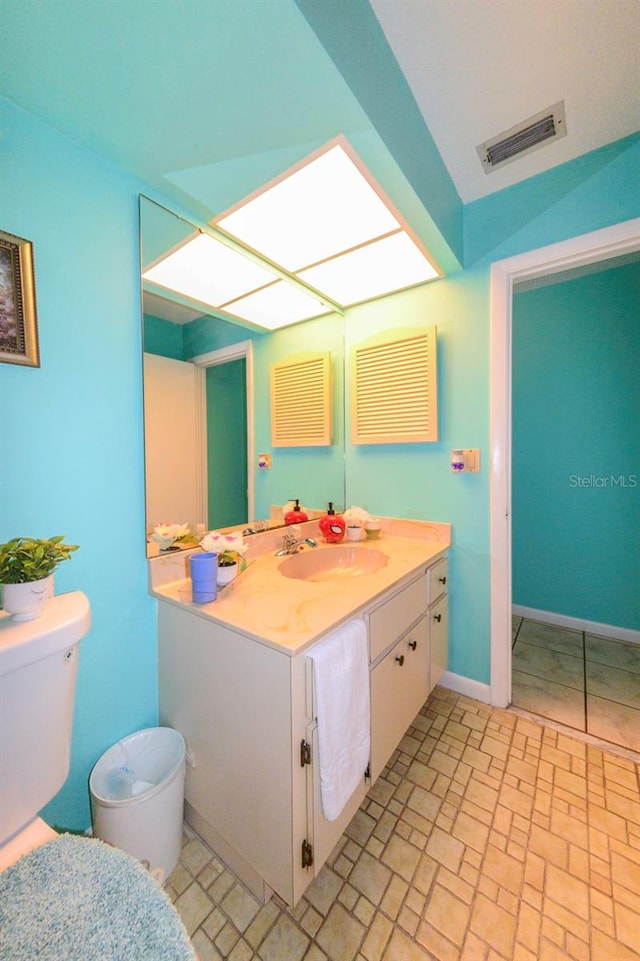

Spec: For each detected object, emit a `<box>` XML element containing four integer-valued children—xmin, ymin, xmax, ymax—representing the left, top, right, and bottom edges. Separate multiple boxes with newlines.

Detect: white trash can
<box><xmin>89</xmin><ymin>726</ymin><xmax>186</xmax><ymax>884</ymax></box>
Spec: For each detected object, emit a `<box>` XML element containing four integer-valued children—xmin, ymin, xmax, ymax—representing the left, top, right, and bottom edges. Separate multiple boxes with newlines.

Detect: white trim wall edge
<box><xmin>513</xmin><ymin>606</ymin><xmax>640</xmax><ymax>646</ymax></box>
<box><xmin>440</xmin><ymin>671</ymin><xmax>491</xmax><ymax>705</ymax></box>
<box><xmin>489</xmin><ymin>217</ymin><xmax>640</xmax><ymax>709</ymax></box>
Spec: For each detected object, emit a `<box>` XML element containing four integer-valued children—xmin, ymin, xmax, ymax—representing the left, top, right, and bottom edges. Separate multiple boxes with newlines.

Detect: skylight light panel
<box><xmin>142</xmin><ymin>233</ymin><xmax>277</xmax><ymax>309</ymax></box>
<box><xmin>216</xmin><ymin>144</ymin><xmax>400</xmax><ymax>272</ymax></box>
<box><xmin>224</xmin><ymin>280</ymin><xmax>333</xmax><ymax>330</ymax></box>
<box><xmin>298</xmin><ymin>232</ymin><xmax>439</xmax><ymax>306</ymax></box>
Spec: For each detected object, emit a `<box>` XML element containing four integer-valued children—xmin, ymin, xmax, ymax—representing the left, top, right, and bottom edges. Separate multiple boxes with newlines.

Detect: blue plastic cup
<box><xmin>189</xmin><ymin>552</ymin><xmax>218</xmax><ymax>603</ymax></box>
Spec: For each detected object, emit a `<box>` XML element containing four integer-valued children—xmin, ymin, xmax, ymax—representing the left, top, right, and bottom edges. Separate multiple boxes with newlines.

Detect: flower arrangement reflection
<box><xmin>151</xmin><ymin>523</ymin><xmax>192</xmax><ymax>552</ymax></box>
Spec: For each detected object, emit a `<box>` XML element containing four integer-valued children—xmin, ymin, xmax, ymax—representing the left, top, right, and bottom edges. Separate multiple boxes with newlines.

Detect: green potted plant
<box><xmin>216</xmin><ymin>549</ymin><xmax>241</xmax><ymax>587</ymax></box>
<box><xmin>200</xmin><ymin>531</ymin><xmax>248</xmax><ymax>587</ymax></box>
<box><xmin>0</xmin><ymin>535</ymin><xmax>79</xmax><ymax>621</ymax></box>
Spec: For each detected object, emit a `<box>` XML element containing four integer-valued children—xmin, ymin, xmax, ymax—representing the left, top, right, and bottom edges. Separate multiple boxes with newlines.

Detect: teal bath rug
<box><xmin>0</xmin><ymin>834</ymin><xmax>195</xmax><ymax>960</ymax></box>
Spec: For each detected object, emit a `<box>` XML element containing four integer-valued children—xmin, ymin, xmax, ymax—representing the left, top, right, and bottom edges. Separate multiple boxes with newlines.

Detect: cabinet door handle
<box><xmin>408</xmin><ymin>640</ymin><xmax>417</xmax><ymax>651</ymax></box>
<box><xmin>395</xmin><ymin>654</ymin><xmax>405</xmax><ymax>666</ymax></box>
<box><xmin>434</xmin><ymin>613</ymin><xmax>442</xmax><ymax>623</ymax></box>
<box><xmin>439</xmin><ymin>576</ymin><xmax>447</xmax><ymax>585</ymax></box>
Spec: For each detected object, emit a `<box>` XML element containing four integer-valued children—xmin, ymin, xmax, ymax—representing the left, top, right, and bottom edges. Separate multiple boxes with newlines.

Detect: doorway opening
<box><xmin>488</xmin><ymin>218</ymin><xmax>640</xmax><ymax>712</ymax></box>
<box><xmin>509</xmin><ymin>260</ymin><xmax>640</xmax><ymax>751</ymax></box>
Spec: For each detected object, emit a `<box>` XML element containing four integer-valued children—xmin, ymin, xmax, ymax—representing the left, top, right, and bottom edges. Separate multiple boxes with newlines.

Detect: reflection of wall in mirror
<box><xmin>143</xmin><ymin>353</ymin><xmax>206</xmax><ymax>534</ymax></box>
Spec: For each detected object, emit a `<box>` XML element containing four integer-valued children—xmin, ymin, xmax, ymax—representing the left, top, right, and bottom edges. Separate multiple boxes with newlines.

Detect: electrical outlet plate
<box><xmin>258</xmin><ymin>453</ymin><xmax>272</xmax><ymax>469</ymax></box>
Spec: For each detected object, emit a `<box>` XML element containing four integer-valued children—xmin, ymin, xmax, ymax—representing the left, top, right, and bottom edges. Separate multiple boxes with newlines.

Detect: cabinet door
<box><xmin>430</xmin><ymin>595</ymin><xmax>448</xmax><ymax>691</ymax></box>
<box><xmin>370</xmin><ymin>615</ymin><xmax>428</xmax><ymax>782</ymax></box>
<box><xmin>303</xmin><ymin>722</ymin><xmax>367</xmax><ymax>885</ymax></box>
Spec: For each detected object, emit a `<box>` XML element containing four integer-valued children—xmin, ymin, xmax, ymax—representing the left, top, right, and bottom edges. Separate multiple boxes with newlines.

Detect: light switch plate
<box><xmin>461</xmin><ymin>448</ymin><xmax>480</xmax><ymax>472</ymax></box>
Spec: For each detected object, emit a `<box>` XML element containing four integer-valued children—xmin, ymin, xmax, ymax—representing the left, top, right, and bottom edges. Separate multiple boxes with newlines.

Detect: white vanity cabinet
<box><xmin>157</xmin><ymin>548</ymin><xmax>448</xmax><ymax>908</ymax></box>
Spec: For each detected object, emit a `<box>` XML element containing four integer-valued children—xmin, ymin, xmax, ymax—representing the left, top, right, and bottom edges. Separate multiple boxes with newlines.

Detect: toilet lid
<box><xmin>0</xmin><ymin>834</ymin><xmax>195</xmax><ymax>960</ymax></box>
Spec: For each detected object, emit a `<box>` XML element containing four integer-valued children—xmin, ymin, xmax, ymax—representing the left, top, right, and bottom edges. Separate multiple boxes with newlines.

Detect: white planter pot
<box><xmin>2</xmin><ymin>575</ymin><xmax>54</xmax><ymax>621</ymax></box>
<box><xmin>346</xmin><ymin>525</ymin><xmax>365</xmax><ymax>542</ymax></box>
<box><xmin>217</xmin><ymin>563</ymin><xmax>238</xmax><ymax>587</ymax></box>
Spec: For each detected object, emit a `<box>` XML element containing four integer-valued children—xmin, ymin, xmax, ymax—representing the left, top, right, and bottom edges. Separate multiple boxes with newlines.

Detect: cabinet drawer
<box><xmin>368</xmin><ymin>573</ymin><xmax>427</xmax><ymax>663</ymax></box>
<box><xmin>429</xmin><ymin>594</ymin><xmax>448</xmax><ymax>692</ymax></box>
<box><xmin>370</xmin><ymin>615</ymin><xmax>428</xmax><ymax>782</ymax></box>
<box><xmin>428</xmin><ymin>557</ymin><xmax>448</xmax><ymax>605</ymax></box>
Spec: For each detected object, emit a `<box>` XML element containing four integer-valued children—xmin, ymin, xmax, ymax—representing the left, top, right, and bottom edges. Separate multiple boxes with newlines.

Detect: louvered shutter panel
<box><xmin>270</xmin><ymin>351</ymin><xmax>332</xmax><ymax>447</ymax></box>
<box><xmin>351</xmin><ymin>327</ymin><xmax>438</xmax><ymax>444</ymax></box>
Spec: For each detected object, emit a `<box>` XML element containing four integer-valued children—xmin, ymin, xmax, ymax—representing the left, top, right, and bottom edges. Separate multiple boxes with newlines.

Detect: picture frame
<box><xmin>0</xmin><ymin>229</ymin><xmax>40</xmax><ymax>367</ymax></box>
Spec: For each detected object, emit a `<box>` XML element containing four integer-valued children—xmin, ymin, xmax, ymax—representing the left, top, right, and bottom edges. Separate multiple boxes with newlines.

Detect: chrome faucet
<box><xmin>275</xmin><ymin>531</ymin><xmax>319</xmax><ymax>556</ymax></box>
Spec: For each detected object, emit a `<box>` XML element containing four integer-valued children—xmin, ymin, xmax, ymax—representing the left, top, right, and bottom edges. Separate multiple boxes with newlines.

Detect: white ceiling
<box><xmin>370</xmin><ymin>0</ymin><xmax>640</xmax><ymax>202</ymax></box>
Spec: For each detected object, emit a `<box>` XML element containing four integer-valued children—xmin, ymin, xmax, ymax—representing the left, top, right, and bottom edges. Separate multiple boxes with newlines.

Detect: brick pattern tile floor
<box><xmin>165</xmin><ymin>687</ymin><xmax>640</xmax><ymax>961</ymax></box>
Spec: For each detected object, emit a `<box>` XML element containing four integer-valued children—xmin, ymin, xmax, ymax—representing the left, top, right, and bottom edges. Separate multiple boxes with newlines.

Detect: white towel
<box><xmin>308</xmin><ymin>619</ymin><xmax>370</xmax><ymax>822</ymax></box>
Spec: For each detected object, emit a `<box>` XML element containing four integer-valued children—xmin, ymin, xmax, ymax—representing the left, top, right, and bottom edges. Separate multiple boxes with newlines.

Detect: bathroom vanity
<box><xmin>152</xmin><ymin>519</ymin><xmax>450</xmax><ymax>906</ymax></box>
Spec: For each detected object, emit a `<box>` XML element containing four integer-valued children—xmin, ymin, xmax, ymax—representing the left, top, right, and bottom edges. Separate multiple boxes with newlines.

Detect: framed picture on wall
<box><xmin>0</xmin><ymin>229</ymin><xmax>40</xmax><ymax>367</ymax></box>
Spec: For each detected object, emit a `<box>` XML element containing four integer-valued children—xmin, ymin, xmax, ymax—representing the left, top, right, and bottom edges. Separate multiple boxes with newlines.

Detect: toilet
<box><xmin>0</xmin><ymin>591</ymin><xmax>90</xmax><ymax>871</ymax></box>
<box><xmin>0</xmin><ymin>591</ymin><xmax>195</xmax><ymax>960</ymax></box>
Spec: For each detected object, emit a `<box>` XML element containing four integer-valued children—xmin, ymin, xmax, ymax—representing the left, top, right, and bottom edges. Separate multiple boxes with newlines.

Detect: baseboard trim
<box><xmin>512</xmin><ymin>605</ymin><xmax>640</xmax><ymax>646</ymax></box>
<box><xmin>441</xmin><ymin>671</ymin><xmax>491</xmax><ymax>705</ymax></box>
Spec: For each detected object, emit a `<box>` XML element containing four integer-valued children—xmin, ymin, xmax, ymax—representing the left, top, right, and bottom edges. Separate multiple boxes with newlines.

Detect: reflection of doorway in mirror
<box><xmin>193</xmin><ymin>340</ymin><xmax>254</xmax><ymax>531</ymax></box>
<box><xmin>206</xmin><ymin>358</ymin><xmax>247</xmax><ymax>529</ymax></box>
<box><xmin>143</xmin><ymin>353</ymin><xmax>207</xmax><ymax>533</ymax></box>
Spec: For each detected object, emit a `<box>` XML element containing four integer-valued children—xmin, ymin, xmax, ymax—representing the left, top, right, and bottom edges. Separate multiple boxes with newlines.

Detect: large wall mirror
<box><xmin>140</xmin><ymin>196</ymin><xmax>346</xmax><ymax>554</ymax></box>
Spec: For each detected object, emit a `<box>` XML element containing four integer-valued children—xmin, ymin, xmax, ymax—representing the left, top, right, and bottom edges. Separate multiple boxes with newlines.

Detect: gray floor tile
<box><xmin>512</xmin><ymin>618</ymin><xmax>639</xmax><ymax>747</ymax></box>
<box><xmin>586</xmin><ymin>633</ymin><xmax>640</xmax><ymax>675</ymax></box>
<box><xmin>586</xmin><ymin>659</ymin><xmax>640</xmax><ymax>709</ymax></box>
<box><xmin>517</xmin><ymin>619</ymin><xmax>583</xmax><ymax>656</ymax></box>
<box><xmin>587</xmin><ymin>694</ymin><xmax>640</xmax><ymax>752</ymax></box>
<box><xmin>512</xmin><ymin>639</ymin><xmax>584</xmax><ymax>690</ymax></box>
<box><xmin>511</xmin><ymin>668</ymin><xmax>584</xmax><ymax>729</ymax></box>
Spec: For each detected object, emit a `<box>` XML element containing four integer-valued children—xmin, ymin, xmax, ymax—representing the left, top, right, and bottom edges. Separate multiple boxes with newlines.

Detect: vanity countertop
<box><xmin>150</xmin><ymin>519</ymin><xmax>451</xmax><ymax>656</ymax></box>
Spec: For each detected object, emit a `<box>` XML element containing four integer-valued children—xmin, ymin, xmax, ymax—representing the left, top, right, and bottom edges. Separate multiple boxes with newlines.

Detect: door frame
<box><xmin>191</xmin><ymin>340</ymin><xmax>255</xmax><ymax>525</ymax></box>
<box><xmin>489</xmin><ymin>217</ymin><xmax>640</xmax><ymax>707</ymax></box>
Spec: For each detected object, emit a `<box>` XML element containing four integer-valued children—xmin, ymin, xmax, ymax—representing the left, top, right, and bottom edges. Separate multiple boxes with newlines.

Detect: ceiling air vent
<box><xmin>477</xmin><ymin>101</ymin><xmax>566</xmax><ymax>173</ymax></box>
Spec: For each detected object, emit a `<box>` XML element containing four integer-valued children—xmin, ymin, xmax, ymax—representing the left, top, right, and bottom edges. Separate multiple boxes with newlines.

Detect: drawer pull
<box><xmin>439</xmin><ymin>576</ymin><xmax>447</xmax><ymax>585</ymax></box>
<box><xmin>433</xmin><ymin>613</ymin><xmax>442</xmax><ymax>623</ymax></box>
<box><xmin>408</xmin><ymin>640</ymin><xmax>417</xmax><ymax>651</ymax></box>
<box><xmin>395</xmin><ymin>654</ymin><xmax>405</xmax><ymax>666</ymax></box>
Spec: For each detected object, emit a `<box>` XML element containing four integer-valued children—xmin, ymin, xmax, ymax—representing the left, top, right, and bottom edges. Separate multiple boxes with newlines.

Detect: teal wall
<box><xmin>512</xmin><ymin>262</ymin><xmax>640</xmax><ymax>629</ymax></box>
<box><xmin>0</xmin><ymin>97</ymin><xmax>157</xmax><ymax>830</ymax></box>
<box><xmin>144</xmin><ymin>313</ymin><xmax>185</xmax><ymax>360</ymax></box>
<box><xmin>344</xmin><ymin>267</ymin><xmax>489</xmax><ymax>683</ymax></box>
<box><xmin>1</xmin><ymin>89</ymin><xmax>637</xmax><ymax>831</ymax></box>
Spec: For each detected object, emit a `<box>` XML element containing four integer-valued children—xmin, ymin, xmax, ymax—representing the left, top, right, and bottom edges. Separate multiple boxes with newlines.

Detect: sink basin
<box><xmin>279</xmin><ymin>545</ymin><xmax>387</xmax><ymax>582</ymax></box>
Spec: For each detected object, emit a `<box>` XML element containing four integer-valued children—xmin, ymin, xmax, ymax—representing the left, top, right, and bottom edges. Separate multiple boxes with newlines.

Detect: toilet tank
<box><xmin>0</xmin><ymin>591</ymin><xmax>91</xmax><ymax>844</ymax></box>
